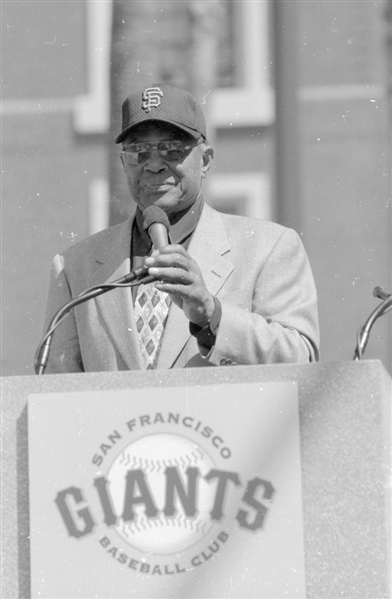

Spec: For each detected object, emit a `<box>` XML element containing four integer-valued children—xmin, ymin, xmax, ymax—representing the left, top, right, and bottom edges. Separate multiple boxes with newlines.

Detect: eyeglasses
<box><xmin>121</xmin><ymin>139</ymin><xmax>202</xmax><ymax>165</ymax></box>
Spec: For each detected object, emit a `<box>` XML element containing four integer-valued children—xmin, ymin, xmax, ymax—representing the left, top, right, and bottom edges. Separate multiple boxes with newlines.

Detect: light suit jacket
<box><xmin>43</xmin><ymin>204</ymin><xmax>319</xmax><ymax>373</ymax></box>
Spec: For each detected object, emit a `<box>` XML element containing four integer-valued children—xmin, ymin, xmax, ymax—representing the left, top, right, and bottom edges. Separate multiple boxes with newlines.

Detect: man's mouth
<box><xmin>142</xmin><ymin>181</ymin><xmax>175</xmax><ymax>190</ymax></box>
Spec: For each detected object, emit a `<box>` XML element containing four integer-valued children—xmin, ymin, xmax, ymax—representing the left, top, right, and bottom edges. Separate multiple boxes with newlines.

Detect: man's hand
<box><xmin>144</xmin><ymin>244</ymin><xmax>215</xmax><ymax>327</ymax></box>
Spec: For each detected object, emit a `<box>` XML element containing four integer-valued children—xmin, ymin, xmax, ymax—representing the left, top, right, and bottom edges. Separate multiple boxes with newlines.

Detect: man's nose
<box><xmin>144</xmin><ymin>149</ymin><xmax>168</xmax><ymax>172</ymax></box>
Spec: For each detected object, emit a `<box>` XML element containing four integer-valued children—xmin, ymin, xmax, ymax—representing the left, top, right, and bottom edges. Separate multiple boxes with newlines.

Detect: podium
<box><xmin>2</xmin><ymin>360</ymin><xmax>391</xmax><ymax>598</ymax></box>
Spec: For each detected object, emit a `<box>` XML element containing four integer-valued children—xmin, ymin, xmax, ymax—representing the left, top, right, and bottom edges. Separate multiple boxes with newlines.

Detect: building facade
<box><xmin>2</xmin><ymin>0</ymin><xmax>391</xmax><ymax>375</ymax></box>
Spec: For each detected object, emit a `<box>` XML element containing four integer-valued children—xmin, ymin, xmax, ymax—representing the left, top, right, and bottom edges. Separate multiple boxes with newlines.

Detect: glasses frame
<box><xmin>121</xmin><ymin>138</ymin><xmax>203</xmax><ymax>165</ymax></box>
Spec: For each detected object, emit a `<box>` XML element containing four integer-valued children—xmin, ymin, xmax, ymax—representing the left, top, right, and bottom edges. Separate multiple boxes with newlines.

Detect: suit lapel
<box><xmin>89</xmin><ymin>214</ymin><xmax>144</xmax><ymax>370</ymax></box>
<box><xmin>157</xmin><ymin>204</ymin><xmax>234</xmax><ymax>369</ymax></box>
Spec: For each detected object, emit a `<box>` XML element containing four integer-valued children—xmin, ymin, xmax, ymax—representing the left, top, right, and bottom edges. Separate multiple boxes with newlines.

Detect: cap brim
<box><xmin>115</xmin><ymin>118</ymin><xmax>204</xmax><ymax>144</ymax></box>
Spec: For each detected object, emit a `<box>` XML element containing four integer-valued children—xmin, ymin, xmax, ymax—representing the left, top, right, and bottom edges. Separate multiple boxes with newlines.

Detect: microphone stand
<box><xmin>353</xmin><ymin>286</ymin><xmax>392</xmax><ymax>360</ymax></box>
<box><xmin>34</xmin><ymin>270</ymin><xmax>155</xmax><ymax>375</ymax></box>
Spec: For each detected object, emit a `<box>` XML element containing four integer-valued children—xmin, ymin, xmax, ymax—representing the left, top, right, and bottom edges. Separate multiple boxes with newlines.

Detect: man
<box><xmin>42</xmin><ymin>84</ymin><xmax>319</xmax><ymax>373</ymax></box>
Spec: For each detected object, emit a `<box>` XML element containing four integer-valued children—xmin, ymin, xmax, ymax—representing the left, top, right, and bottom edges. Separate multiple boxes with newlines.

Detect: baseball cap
<box><xmin>115</xmin><ymin>84</ymin><xmax>207</xmax><ymax>144</ymax></box>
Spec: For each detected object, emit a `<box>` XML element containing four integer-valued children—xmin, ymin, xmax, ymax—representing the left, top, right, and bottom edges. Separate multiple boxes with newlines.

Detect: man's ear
<box><xmin>201</xmin><ymin>145</ymin><xmax>214</xmax><ymax>178</ymax></box>
<box><xmin>120</xmin><ymin>152</ymin><xmax>125</xmax><ymax>170</ymax></box>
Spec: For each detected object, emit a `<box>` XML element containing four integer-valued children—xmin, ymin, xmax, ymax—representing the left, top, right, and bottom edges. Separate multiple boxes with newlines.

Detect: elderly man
<box><xmin>42</xmin><ymin>84</ymin><xmax>319</xmax><ymax>373</ymax></box>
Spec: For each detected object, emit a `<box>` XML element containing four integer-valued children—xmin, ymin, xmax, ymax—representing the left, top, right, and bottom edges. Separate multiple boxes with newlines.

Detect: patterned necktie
<box><xmin>134</xmin><ymin>283</ymin><xmax>171</xmax><ymax>369</ymax></box>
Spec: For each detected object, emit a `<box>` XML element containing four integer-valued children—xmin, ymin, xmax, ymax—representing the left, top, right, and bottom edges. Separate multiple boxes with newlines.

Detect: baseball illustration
<box><xmin>107</xmin><ymin>433</ymin><xmax>217</xmax><ymax>554</ymax></box>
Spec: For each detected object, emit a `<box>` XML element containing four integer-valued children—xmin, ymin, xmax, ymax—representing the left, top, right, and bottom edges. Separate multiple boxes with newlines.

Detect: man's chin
<box><xmin>139</xmin><ymin>190</ymin><xmax>183</xmax><ymax>214</ymax></box>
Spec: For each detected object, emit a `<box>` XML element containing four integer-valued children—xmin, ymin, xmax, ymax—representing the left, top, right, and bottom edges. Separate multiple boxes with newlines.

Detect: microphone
<box><xmin>115</xmin><ymin>206</ymin><xmax>170</xmax><ymax>285</ymax></box>
<box><xmin>142</xmin><ymin>205</ymin><xmax>170</xmax><ymax>250</ymax></box>
<box><xmin>373</xmin><ymin>286</ymin><xmax>392</xmax><ymax>300</ymax></box>
<box><xmin>353</xmin><ymin>285</ymin><xmax>392</xmax><ymax>360</ymax></box>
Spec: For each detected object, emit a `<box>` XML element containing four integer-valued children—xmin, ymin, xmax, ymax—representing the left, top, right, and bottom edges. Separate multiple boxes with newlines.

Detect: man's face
<box><xmin>121</xmin><ymin>122</ymin><xmax>212</xmax><ymax>217</ymax></box>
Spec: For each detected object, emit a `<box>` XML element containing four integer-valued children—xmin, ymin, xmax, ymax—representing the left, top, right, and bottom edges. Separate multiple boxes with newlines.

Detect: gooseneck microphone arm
<box><xmin>35</xmin><ymin>206</ymin><xmax>170</xmax><ymax>375</ymax></box>
<box><xmin>353</xmin><ymin>286</ymin><xmax>392</xmax><ymax>360</ymax></box>
<box><xmin>34</xmin><ymin>276</ymin><xmax>150</xmax><ymax>375</ymax></box>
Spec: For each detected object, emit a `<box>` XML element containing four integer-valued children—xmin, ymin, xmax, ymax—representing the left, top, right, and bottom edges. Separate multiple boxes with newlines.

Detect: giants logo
<box><xmin>142</xmin><ymin>86</ymin><xmax>164</xmax><ymax>113</ymax></box>
<box><xmin>54</xmin><ymin>419</ymin><xmax>276</xmax><ymax>575</ymax></box>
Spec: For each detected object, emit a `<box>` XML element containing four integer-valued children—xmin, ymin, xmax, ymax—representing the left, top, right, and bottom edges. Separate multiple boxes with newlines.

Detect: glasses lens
<box><xmin>158</xmin><ymin>141</ymin><xmax>187</xmax><ymax>161</ymax></box>
<box><xmin>123</xmin><ymin>143</ymin><xmax>150</xmax><ymax>164</ymax></box>
<box><xmin>123</xmin><ymin>141</ymin><xmax>191</xmax><ymax>164</ymax></box>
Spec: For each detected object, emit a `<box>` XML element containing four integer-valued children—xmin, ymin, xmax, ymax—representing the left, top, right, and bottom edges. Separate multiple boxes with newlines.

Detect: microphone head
<box><xmin>142</xmin><ymin>206</ymin><xmax>170</xmax><ymax>249</ymax></box>
<box><xmin>142</xmin><ymin>206</ymin><xmax>170</xmax><ymax>233</ymax></box>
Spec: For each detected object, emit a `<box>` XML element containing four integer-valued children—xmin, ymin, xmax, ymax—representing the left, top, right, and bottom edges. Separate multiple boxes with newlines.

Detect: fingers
<box><xmin>147</xmin><ymin>257</ymin><xmax>189</xmax><ymax>275</ymax></box>
<box><xmin>144</xmin><ymin>245</ymin><xmax>188</xmax><ymax>270</ymax></box>
<box><xmin>152</xmin><ymin>271</ymin><xmax>192</xmax><ymax>289</ymax></box>
<box><xmin>153</xmin><ymin>281</ymin><xmax>191</xmax><ymax>300</ymax></box>
<box><xmin>141</xmin><ymin>245</ymin><xmax>214</xmax><ymax>326</ymax></box>
<box><xmin>154</xmin><ymin>244</ymin><xmax>185</xmax><ymax>256</ymax></box>
<box><xmin>144</xmin><ymin>245</ymin><xmax>195</xmax><ymax>284</ymax></box>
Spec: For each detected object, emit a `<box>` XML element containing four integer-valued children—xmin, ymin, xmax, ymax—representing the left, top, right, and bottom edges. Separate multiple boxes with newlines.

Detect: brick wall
<box><xmin>2</xmin><ymin>1</ymin><xmax>108</xmax><ymax>375</ymax></box>
<box><xmin>297</xmin><ymin>1</ymin><xmax>391</xmax><ymax>366</ymax></box>
<box><xmin>2</xmin><ymin>0</ymin><xmax>390</xmax><ymax>375</ymax></box>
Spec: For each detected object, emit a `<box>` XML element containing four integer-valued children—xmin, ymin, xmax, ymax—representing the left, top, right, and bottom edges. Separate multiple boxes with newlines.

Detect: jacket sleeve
<box><xmin>42</xmin><ymin>253</ymin><xmax>84</xmax><ymax>373</ymax></box>
<box><xmin>208</xmin><ymin>228</ymin><xmax>320</xmax><ymax>365</ymax></box>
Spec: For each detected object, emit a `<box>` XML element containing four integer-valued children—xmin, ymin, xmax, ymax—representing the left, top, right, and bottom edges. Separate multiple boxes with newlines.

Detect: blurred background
<box><xmin>2</xmin><ymin>0</ymin><xmax>391</xmax><ymax>376</ymax></box>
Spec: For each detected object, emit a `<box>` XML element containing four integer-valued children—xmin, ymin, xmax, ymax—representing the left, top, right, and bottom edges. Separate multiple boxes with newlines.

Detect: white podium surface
<box><xmin>2</xmin><ymin>360</ymin><xmax>391</xmax><ymax>598</ymax></box>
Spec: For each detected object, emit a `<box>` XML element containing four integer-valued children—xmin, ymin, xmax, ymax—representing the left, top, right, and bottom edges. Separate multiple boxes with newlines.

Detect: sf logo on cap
<box><xmin>142</xmin><ymin>87</ymin><xmax>164</xmax><ymax>113</ymax></box>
